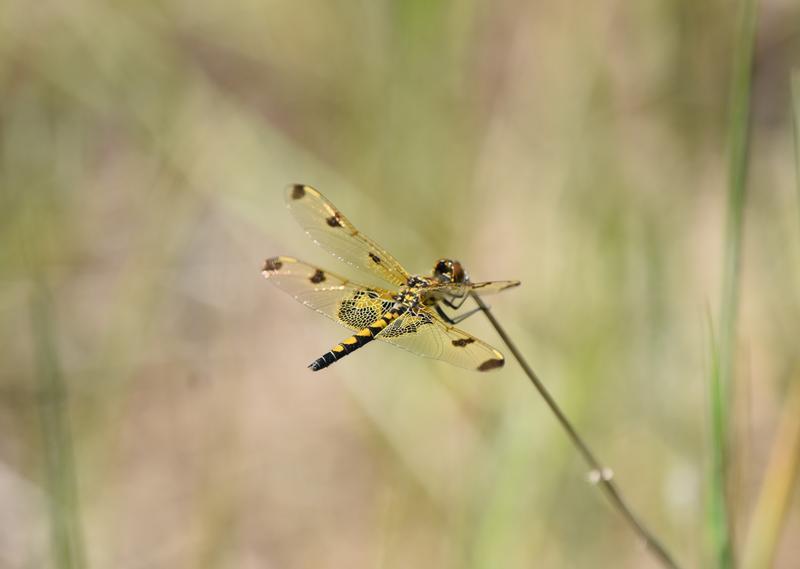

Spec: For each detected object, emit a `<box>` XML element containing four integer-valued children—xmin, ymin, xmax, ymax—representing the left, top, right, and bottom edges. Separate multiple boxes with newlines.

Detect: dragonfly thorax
<box><xmin>393</xmin><ymin>288</ymin><xmax>423</xmax><ymax>310</ymax></box>
<box><xmin>405</xmin><ymin>275</ymin><xmax>432</xmax><ymax>288</ymax></box>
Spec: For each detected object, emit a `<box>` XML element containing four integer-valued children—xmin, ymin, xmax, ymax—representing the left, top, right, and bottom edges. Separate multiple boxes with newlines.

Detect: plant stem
<box><xmin>471</xmin><ymin>292</ymin><xmax>682</xmax><ymax>569</ymax></box>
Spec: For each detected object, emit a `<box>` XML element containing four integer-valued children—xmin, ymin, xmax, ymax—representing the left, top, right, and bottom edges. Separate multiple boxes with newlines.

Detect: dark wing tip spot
<box><xmin>478</xmin><ymin>358</ymin><xmax>504</xmax><ymax>371</ymax></box>
<box><xmin>368</xmin><ymin>252</ymin><xmax>382</xmax><ymax>264</ymax></box>
<box><xmin>452</xmin><ymin>338</ymin><xmax>475</xmax><ymax>347</ymax></box>
<box><xmin>263</xmin><ymin>257</ymin><xmax>283</xmax><ymax>271</ymax></box>
<box><xmin>326</xmin><ymin>215</ymin><xmax>342</xmax><ymax>227</ymax></box>
<box><xmin>290</xmin><ymin>184</ymin><xmax>306</xmax><ymax>200</ymax></box>
<box><xmin>310</xmin><ymin>269</ymin><xmax>326</xmax><ymax>284</ymax></box>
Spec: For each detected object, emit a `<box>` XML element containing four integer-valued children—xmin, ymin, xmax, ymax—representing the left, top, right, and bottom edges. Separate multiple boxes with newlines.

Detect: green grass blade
<box><xmin>708</xmin><ymin>0</ymin><xmax>759</xmax><ymax>566</ymax></box>
<box><xmin>31</xmin><ymin>280</ymin><xmax>88</xmax><ymax>569</ymax></box>
<box><xmin>708</xmin><ymin>312</ymin><xmax>731</xmax><ymax>569</ymax></box>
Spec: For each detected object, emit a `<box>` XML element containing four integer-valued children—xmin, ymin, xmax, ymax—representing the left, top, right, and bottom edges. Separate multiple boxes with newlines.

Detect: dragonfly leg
<box><xmin>442</xmin><ymin>294</ymin><xmax>469</xmax><ymax>310</ymax></box>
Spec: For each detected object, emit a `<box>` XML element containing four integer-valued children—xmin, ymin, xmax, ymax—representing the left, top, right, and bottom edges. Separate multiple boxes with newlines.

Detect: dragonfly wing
<box><xmin>285</xmin><ymin>184</ymin><xmax>409</xmax><ymax>288</ymax></box>
<box><xmin>430</xmin><ymin>280</ymin><xmax>521</xmax><ymax>298</ymax></box>
<box><xmin>262</xmin><ymin>256</ymin><xmax>395</xmax><ymax>331</ymax></box>
<box><xmin>376</xmin><ymin>307</ymin><xmax>505</xmax><ymax>371</ymax></box>
<box><xmin>468</xmin><ymin>280</ymin><xmax>521</xmax><ymax>294</ymax></box>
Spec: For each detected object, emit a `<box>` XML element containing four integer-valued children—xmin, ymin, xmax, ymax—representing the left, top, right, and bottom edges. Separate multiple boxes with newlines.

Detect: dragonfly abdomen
<box><xmin>309</xmin><ymin>309</ymin><xmax>404</xmax><ymax>371</ymax></box>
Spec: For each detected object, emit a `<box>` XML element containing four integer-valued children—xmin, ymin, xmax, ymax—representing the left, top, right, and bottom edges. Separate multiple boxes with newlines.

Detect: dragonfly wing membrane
<box><xmin>377</xmin><ymin>308</ymin><xmax>505</xmax><ymax>371</ymax></box>
<box><xmin>262</xmin><ymin>256</ymin><xmax>394</xmax><ymax>331</ymax></box>
<box><xmin>468</xmin><ymin>280</ymin><xmax>521</xmax><ymax>294</ymax></box>
<box><xmin>430</xmin><ymin>280</ymin><xmax>522</xmax><ymax>298</ymax></box>
<box><xmin>286</xmin><ymin>184</ymin><xmax>409</xmax><ymax>288</ymax></box>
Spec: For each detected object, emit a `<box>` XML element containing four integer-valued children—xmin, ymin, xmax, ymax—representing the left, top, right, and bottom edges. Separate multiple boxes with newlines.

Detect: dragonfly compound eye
<box><xmin>433</xmin><ymin>259</ymin><xmax>466</xmax><ymax>284</ymax></box>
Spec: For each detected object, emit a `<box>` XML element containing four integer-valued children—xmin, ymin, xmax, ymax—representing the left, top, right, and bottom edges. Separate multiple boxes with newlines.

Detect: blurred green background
<box><xmin>2</xmin><ymin>1</ymin><xmax>800</xmax><ymax>568</ymax></box>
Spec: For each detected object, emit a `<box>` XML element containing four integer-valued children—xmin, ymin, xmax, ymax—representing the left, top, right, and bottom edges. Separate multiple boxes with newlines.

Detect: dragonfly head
<box><xmin>432</xmin><ymin>259</ymin><xmax>468</xmax><ymax>285</ymax></box>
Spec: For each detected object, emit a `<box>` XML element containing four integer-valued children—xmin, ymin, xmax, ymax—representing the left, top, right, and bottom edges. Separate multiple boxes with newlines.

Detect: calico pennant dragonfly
<box><xmin>262</xmin><ymin>184</ymin><xmax>520</xmax><ymax>371</ymax></box>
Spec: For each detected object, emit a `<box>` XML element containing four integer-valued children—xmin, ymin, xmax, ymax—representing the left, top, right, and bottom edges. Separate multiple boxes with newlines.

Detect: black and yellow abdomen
<box><xmin>309</xmin><ymin>309</ymin><xmax>403</xmax><ymax>371</ymax></box>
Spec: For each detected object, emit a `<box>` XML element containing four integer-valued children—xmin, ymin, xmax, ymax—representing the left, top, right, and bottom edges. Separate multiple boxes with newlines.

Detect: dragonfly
<box><xmin>262</xmin><ymin>184</ymin><xmax>520</xmax><ymax>371</ymax></box>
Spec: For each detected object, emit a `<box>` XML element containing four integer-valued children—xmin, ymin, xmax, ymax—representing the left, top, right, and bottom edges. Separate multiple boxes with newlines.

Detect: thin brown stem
<box><xmin>471</xmin><ymin>292</ymin><xmax>682</xmax><ymax>569</ymax></box>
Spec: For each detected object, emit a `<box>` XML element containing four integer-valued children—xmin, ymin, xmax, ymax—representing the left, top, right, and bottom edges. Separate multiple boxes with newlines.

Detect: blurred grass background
<box><xmin>1</xmin><ymin>1</ymin><xmax>799</xmax><ymax>568</ymax></box>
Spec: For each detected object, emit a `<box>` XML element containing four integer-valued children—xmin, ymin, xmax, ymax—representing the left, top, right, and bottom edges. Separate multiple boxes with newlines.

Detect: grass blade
<box><xmin>708</xmin><ymin>0</ymin><xmax>759</xmax><ymax>566</ymax></box>
<box><xmin>31</xmin><ymin>280</ymin><xmax>88</xmax><ymax>569</ymax></box>
<box><xmin>740</xmin><ymin>376</ymin><xmax>800</xmax><ymax>569</ymax></box>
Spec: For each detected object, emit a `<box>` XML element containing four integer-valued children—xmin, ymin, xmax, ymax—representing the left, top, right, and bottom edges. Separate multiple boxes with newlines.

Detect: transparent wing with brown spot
<box><xmin>285</xmin><ymin>184</ymin><xmax>409</xmax><ymax>288</ymax></box>
<box><xmin>376</xmin><ymin>307</ymin><xmax>505</xmax><ymax>371</ymax></box>
<box><xmin>262</xmin><ymin>256</ymin><xmax>395</xmax><ymax>330</ymax></box>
